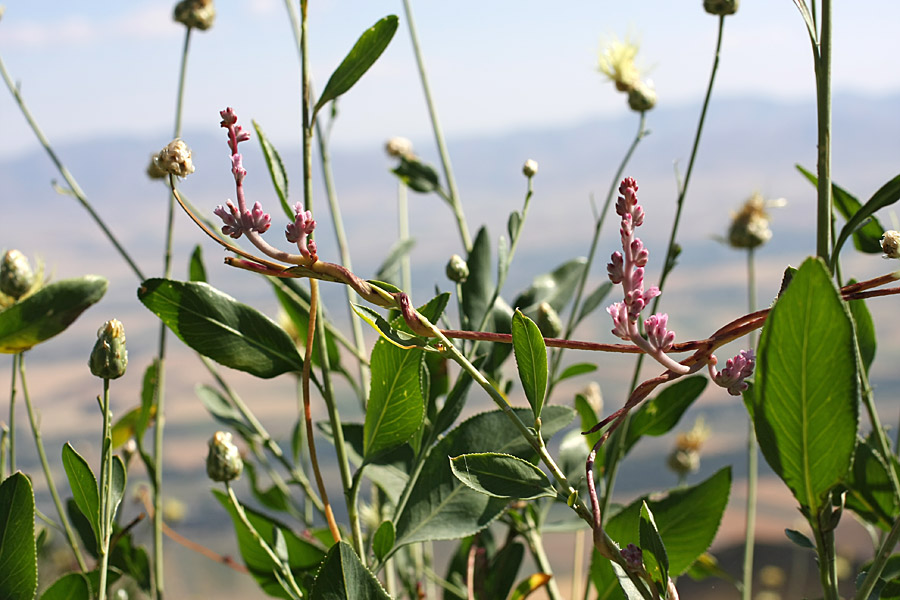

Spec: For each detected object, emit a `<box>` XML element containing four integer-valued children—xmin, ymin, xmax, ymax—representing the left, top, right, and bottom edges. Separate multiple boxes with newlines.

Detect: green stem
<box><xmin>402</xmin><ymin>0</ymin><xmax>472</xmax><ymax>252</ymax></box>
<box><xmin>855</xmin><ymin>514</ymin><xmax>900</xmax><ymax>600</ymax></box>
<box><xmin>8</xmin><ymin>357</ymin><xmax>16</xmax><ymax>474</ymax></box>
<box><xmin>398</xmin><ymin>183</ymin><xmax>412</xmax><ymax>294</ymax></box>
<box><xmin>522</xmin><ymin>511</ymin><xmax>563</xmax><ymax>600</ymax></box>
<box><xmin>857</xmin><ymin>350</ymin><xmax>900</xmax><ymax>501</ymax></box>
<box><xmin>812</xmin><ymin>511</ymin><xmax>839</xmax><ymax>600</ymax></box>
<box><xmin>603</xmin><ymin>16</ymin><xmax>727</xmax><ymax>516</ymax></box>
<box><xmin>817</xmin><ymin>0</ymin><xmax>833</xmax><ymax>267</ymax></box>
<box><xmin>19</xmin><ymin>353</ymin><xmax>88</xmax><ymax>571</ymax></box>
<box><xmin>98</xmin><ymin>379</ymin><xmax>113</xmax><ymax>600</ymax></box>
<box><xmin>225</xmin><ymin>483</ymin><xmax>305</xmax><ymax>600</ymax></box>
<box><xmin>0</xmin><ymin>54</ymin><xmax>145</xmax><ymax>281</ymax></box>
<box><xmin>742</xmin><ymin>248</ymin><xmax>758</xmax><ymax>600</ymax></box>
<box><xmin>549</xmin><ymin>112</ymin><xmax>648</xmax><ymax>390</ymax></box>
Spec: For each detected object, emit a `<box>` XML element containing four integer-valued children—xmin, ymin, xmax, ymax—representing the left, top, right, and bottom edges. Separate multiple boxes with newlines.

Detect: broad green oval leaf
<box><xmin>372</xmin><ymin>520</ymin><xmax>395</xmax><ymax>563</ymax></box>
<box><xmin>624</xmin><ymin>376</ymin><xmax>707</xmax><ymax>453</ymax></box>
<box><xmin>314</xmin><ymin>15</ymin><xmax>399</xmax><ymax>115</ymax></box>
<box><xmin>391</xmin><ymin>156</ymin><xmax>439</xmax><ymax>193</ymax></box>
<box><xmin>845</xmin><ymin>436</ymin><xmax>899</xmax><ymax>531</ymax></box>
<box><xmin>138</xmin><ymin>278</ymin><xmax>303</xmax><ymax>378</ymax></box>
<box><xmin>639</xmin><ymin>502</ymin><xmax>668</xmax><ymax>591</ymax></box>
<box><xmin>461</xmin><ymin>227</ymin><xmax>493</xmax><ymax>330</ymax></box>
<box><xmin>393</xmin><ymin>405</ymin><xmax>574</xmax><ymax>548</ymax></box>
<box><xmin>450</xmin><ymin>452</ymin><xmax>555</xmax><ymax>500</ymax></box>
<box><xmin>311</xmin><ymin>540</ymin><xmax>390</xmax><ymax>599</ymax></box>
<box><xmin>556</xmin><ymin>362</ymin><xmax>597</xmax><ymax>383</ymax></box>
<box><xmin>784</xmin><ymin>528</ymin><xmax>815</xmax><ymax>549</ymax></box>
<box><xmin>62</xmin><ymin>443</ymin><xmax>100</xmax><ymax>546</ymax></box>
<box><xmin>512</xmin><ymin>310</ymin><xmax>547</xmax><ymax>420</ymax></box>
<box><xmin>507</xmin><ymin>210</ymin><xmax>521</xmax><ymax>243</ymax></box>
<box><xmin>213</xmin><ymin>489</ymin><xmax>326</xmax><ymax>599</ymax></box>
<box><xmin>484</xmin><ymin>541</ymin><xmax>525</xmax><ymax>600</ymax></box>
<box><xmin>755</xmin><ymin>257</ymin><xmax>859</xmax><ymax>514</ymax></box>
<box><xmin>40</xmin><ymin>572</ymin><xmax>90</xmax><ymax>600</ymax></box>
<box><xmin>514</xmin><ymin>258</ymin><xmax>587</xmax><ymax>318</ymax></box>
<box><xmin>364</xmin><ymin>339</ymin><xmax>425</xmax><ymax>460</ymax></box>
<box><xmin>0</xmin><ymin>472</ymin><xmax>37</xmax><ymax>600</ymax></box>
<box><xmin>0</xmin><ymin>275</ymin><xmax>107</xmax><ymax>353</ymax></box>
<box><xmin>243</xmin><ymin>462</ymin><xmax>290</xmax><ymax>512</ymax></box>
<box><xmin>188</xmin><ymin>244</ymin><xmax>207</xmax><ymax>283</ymax></box>
<box><xmin>253</xmin><ymin>120</ymin><xmax>291</xmax><ymax>221</ymax></box>
<box><xmin>605</xmin><ymin>467</ymin><xmax>732</xmax><ymax>576</ymax></box>
<box><xmin>832</xmin><ymin>172</ymin><xmax>900</xmax><ymax>264</ymax></box>
<box><xmin>66</xmin><ymin>499</ymin><xmax>97</xmax><ymax>559</ymax></box>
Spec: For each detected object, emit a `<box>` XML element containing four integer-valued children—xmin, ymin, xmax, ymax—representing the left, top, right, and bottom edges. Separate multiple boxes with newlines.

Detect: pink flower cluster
<box><xmin>709</xmin><ymin>349</ymin><xmax>755</xmax><ymax>396</ymax></box>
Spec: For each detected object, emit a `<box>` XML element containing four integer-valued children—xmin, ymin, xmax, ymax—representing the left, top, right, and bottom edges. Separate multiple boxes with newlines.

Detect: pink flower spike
<box><xmin>214</xmin><ymin>200</ymin><xmax>244</xmax><ymax>239</ymax></box>
<box><xmin>713</xmin><ymin>349</ymin><xmax>756</xmax><ymax>396</ymax></box>
<box><xmin>234</xmin><ymin>125</ymin><xmax>251</xmax><ymax>144</ymax></box>
<box><xmin>642</xmin><ymin>286</ymin><xmax>660</xmax><ymax>304</ymax></box>
<box><xmin>607</xmin><ymin>251</ymin><xmax>624</xmax><ymax>283</ymax></box>
<box><xmin>231</xmin><ymin>154</ymin><xmax>247</xmax><ymax>182</ymax></box>
<box><xmin>241</xmin><ymin>201</ymin><xmax>271</xmax><ymax>234</ymax></box>
<box><xmin>286</xmin><ymin>203</ymin><xmax>317</xmax><ymax>257</ymax></box>
<box><xmin>645</xmin><ymin>313</ymin><xmax>675</xmax><ymax>351</ymax></box>
<box><xmin>219</xmin><ymin>107</ymin><xmax>238</xmax><ymax>127</ymax></box>
<box><xmin>607</xmin><ymin>302</ymin><xmax>630</xmax><ymax>340</ymax></box>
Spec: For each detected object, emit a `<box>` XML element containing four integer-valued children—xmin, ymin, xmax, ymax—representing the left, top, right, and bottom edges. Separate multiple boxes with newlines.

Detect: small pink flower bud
<box><xmin>607</xmin><ymin>252</ymin><xmax>625</xmax><ymax>284</ymax></box>
<box><xmin>214</xmin><ymin>200</ymin><xmax>244</xmax><ymax>239</ymax></box>
<box><xmin>219</xmin><ymin>107</ymin><xmax>238</xmax><ymax>127</ymax></box>
<box><xmin>607</xmin><ymin>302</ymin><xmax>630</xmax><ymax>340</ymax></box>
<box><xmin>620</xmin><ymin>544</ymin><xmax>643</xmax><ymax>571</ymax></box>
<box><xmin>712</xmin><ymin>349</ymin><xmax>755</xmax><ymax>396</ymax></box>
<box><xmin>242</xmin><ymin>201</ymin><xmax>271</xmax><ymax>234</ymax></box>
<box><xmin>644</xmin><ymin>313</ymin><xmax>675</xmax><ymax>352</ymax></box>
<box><xmin>286</xmin><ymin>203</ymin><xmax>317</xmax><ymax>258</ymax></box>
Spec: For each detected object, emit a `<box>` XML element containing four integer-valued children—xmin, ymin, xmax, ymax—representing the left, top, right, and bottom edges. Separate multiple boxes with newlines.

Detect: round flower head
<box><xmin>522</xmin><ymin>159</ymin><xmax>539</xmax><ymax>178</ymax></box>
<box><xmin>385</xmin><ymin>137</ymin><xmax>414</xmax><ymax>159</ymax></box>
<box><xmin>0</xmin><ymin>249</ymin><xmax>36</xmax><ymax>300</ymax></box>
<box><xmin>445</xmin><ymin>254</ymin><xmax>469</xmax><ymax>283</ymax></box>
<box><xmin>728</xmin><ymin>192</ymin><xmax>782</xmax><ymax>249</ymax></box>
<box><xmin>89</xmin><ymin>319</ymin><xmax>128</xmax><ymax>380</ymax></box>
<box><xmin>627</xmin><ymin>79</ymin><xmax>657</xmax><ymax>112</ymax></box>
<box><xmin>704</xmin><ymin>0</ymin><xmax>739</xmax><ymax>16</ymax></box>
<box><xmin>881</xmin><ymin>230</ymin><xmax>900</xmax><ymax>259</ymax></box>
<box><xmin>174</xmin><ymin>0</ymin><xmax>215</xmax><ymax>30</ymax></box>
<box><xmin>206</xmin><ymin>431</ymin><xmax>243</xmax><ymax>482</ymax></box>
<box><xmin>154</xmin><ymin>139</ymin><xmax>195</xmax><ymax>178</ymax></box>
<box><xmin>597</xmin><ymin>36</ymin><xmax>641</xmax><ymax>93</ymax></box>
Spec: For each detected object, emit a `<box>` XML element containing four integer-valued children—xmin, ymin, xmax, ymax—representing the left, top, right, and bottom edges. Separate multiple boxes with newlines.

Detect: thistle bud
<box><xmin>666</xmin><ymin>417</ymin><xmax>709</xmax><ymax>477</ymax></box>
<box><xmin>174</xmin><ymin>0</ymin><xmax>215</xmax><ymax>31</ymax></box>
<box><xmin>536</xmin><ymin>302</ymin><xmax>562</xmax><ymax>338</ymax></box>
<box><xmin>522</xmin><ymin>159</ymin><xmax>539</xmax><ymax>178</ymax></box>
<box><xmin>881</xmin><ymin>230</ymin><xmax>900</xmax><ymax>259</ymax></box>
<box><xmin>206</xmin><ymin>431</ymin><xmax>243</xmax><ymax>482</ymax></box>
<box><xmin>627</xmin><ymin>80</ymin><xmax>657</xmax><ymax>113</ymax></box>
<box><xmin>0</xmin><ymin>250</ymin><xmax>36</xmax><ymax>300</ymax></box>
<box><xmin>153</xmin><ymin>139</ymin><xmax>194</xmax><ymax>178</ymax></box>
<box><xmin>146</xmin><ymin>154</ymin><xmax>169</xmax><ymax>179</ymax></box>
<box><xmin>703</xmin><ymin>0</ymin><xmax>739</xmax><ymax>16</ymax></box>
<box><xmin>446</xmin><ymin>254</ymin><xmax>469</xmax><ymax>283</ymax></box>
<box><xmin>89</xmin><ymin>319</ymin><xmax>128</xmax><ymax>380</ymax></box>
<box><xmin>385</xmin><ymin>137</ymin><xmax>414</xmax><ymax>159</ymax></box>
<box><xmin>728</xmin><ymin>192</ymin><xmax>774</xmax><ymax>249</ymax></box>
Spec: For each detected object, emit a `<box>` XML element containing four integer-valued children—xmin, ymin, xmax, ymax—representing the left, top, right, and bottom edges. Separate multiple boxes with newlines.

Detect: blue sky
<box><xmin>1</xmin><ymin>1</ymin><xmax>899</xmax><ymax>160</ymax></box>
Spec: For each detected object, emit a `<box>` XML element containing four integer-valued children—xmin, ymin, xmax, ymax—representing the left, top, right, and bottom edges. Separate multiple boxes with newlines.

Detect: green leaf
<box><xmin>394</xmin><ymin>405</ymin><xmax>574</xmax><ymax>548</ymax></box>
<box><xmin>754</xmin><ymin>258</ymin><xmax>859</xmax><ymax>514</ymax></box>
<box><xmin>364</xmin><ymin>339</ymin><xmax>425</xmax><ymax>460</ymax></box>
<box><xmin>375</xmin><ymin>238</ymin><xmax>416</xmax><ymax>283</ymax></box>
<box><xmin>461</xmin><ymin>227</ymin><xmax>493</xmax><ymax>330</ymax></box>
<box><xmin>0</xmin><ymin>472</ymin><xmax>37</xmax><ymax>600</ymax></box>
<box><xmin>314</xmin><ymin>15</ymin><xmax>399</xmax><ymax>115</ymax></box>
<box><xmin>639</xmin><ymin>501</ymin><xmax>669</xmax><ymax>592</ymax></box>
<box><xmin>188</xmin><ymin>244</ymin><xmax>207</xmax><ymax>283</ymax></box>
<box><xmin>575</xmin><ymin>391</ymin><xmax>603</xmax><ymax>452</ymax></box>
<box><xmin>137</xmin><ymin>359</ymin><xmax>158</xmax><ymax>440</ymax></box>
<box><xmin>845</xmin><ymin>437</ymin><xmax>899</xmax><ymax>531</ymax></box>
<box><xmin>797</xmin><ymin>165</ymin><xmax>885</xmax><ymax>253</ymax></box>
<box><xmin>832</xmin><ymin>172</ymin><xmax>900</xmax><ymax>263</ymax></box>
<box><xmin>512</xmin><ymin>310</ymin><xmax>548</xmax><ymax>420</ymax></box>
<box><xmin>138</xmin><ymin>278</ymin><xmax>303</xmax><ymax>378</ymax></box>
<box><xmin>195</xmin><ymin>384</ymin><xmax>256</xmax><ymax>441</ymax></box>
<box><xmin>507</xmin><ymin>210</ymin><xmax>521</xmax><ymax>242</ymax></box>
<box><xmin>253</xmin><ymin>120</ymin><xmax>291</xmax><ymax>221</ymax></box>
<box><xmin>311</xmin><ymin>540</ymin><xmax>390</xmax><ymax>599</ymax></box>
<box><xmin>556</xmin><ymin>362</ymin><xmax>597</xmax><ymax>383</ymax></box>
<box><xmin>62</xmin><ymin>443</ymin><xmax>100</xmax><ymax>546</ymax></box>
<box><xmin>624</xmin><ymin>376</ymin><xmax>707</xmax><ymax>453</ymax></box>
<box><xmin>0</xmin><ymin>276</ymin><xmax>107</xmax><ymax>353</ymax></box>
<box><xmin>605</xmin><ymin>467</ymin><xmax>732</xmax><ymax>576</ymax></box>
<box><xmin>784</xmin><ymin>528</ymin><xmax>815</xmax><ymax>549</ymax></box>
<box><xmin>109</xmin><ymin>531</ymin><xmax>150</xmax><ymax>592</ymax></box>
<box><xmin>576</xmin><ymin>282</ymin><xmax>614</xmax><ymax>327</ymax></box>
<box><xmin>110</xmin><ymin>455</ymin><xmax>126</xmax><ymax>524</ymax></box>
<box><xmin>514</xmin><ymin>258</ymin><xmax>587</xmax><ymax>318</ymax></box>
<box><xmin>484</xmin><ymin>541</ymin><xmax>525</xmax><ymax>600</ymax></box>
<box><xmin>243</xmin><ymin>462</ymin><xmax>290</xmax><ymax>512</ymax></box>
<box><xmin>66</xmin><ymin>499</ymin><xmax>97</xmax><ymax>558</ymax></box>
<box><xmin>848</xmin><ymin>294</ymin><xmax>877</xmax><ymax>373</ymax></box>
<box><xmin>213</xmin><ymin>490</ymin><xmax>326</xmax><ymax>599</ymax></box>
<box><xmin>40</xmin><ymin>573</ymin><xmax>91</xmax><ymax>600</ymax></box>
<box><xmin>372</xmin><ymin>521</ymin><xmax>395</xmax><ymax>563</ymax></box>
<box><xmin>589</xmin><ymin>552</ymin><xmax>625</xmax><ymax>600</ymax></box>
<box><xmin>352</xmin><ymin>304</ymin><xmax>428</xmax><ymax>350</ymax></box>
<box><xmin>450</xmin><ymin>452</ymin><xmax>556</xmax><ymax>500</ymax></box>
<box><xmin>509</xmin><ymin>573</ymin><xmax>552</xmax><ymax>600</ymax></box>
<box><xmin>391</xmin><ymin>156</ymin><xmax>440</xmax><ymax>193</ymax></box>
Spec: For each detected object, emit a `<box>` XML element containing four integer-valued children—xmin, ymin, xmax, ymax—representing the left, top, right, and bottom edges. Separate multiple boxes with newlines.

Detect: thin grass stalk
<box><xmin>817</xmin><ymin>0</ymin><xmax>833</xmax><ymax>266</ymax></box>
<box><xmin>7</xmin><ymin>357</ymin><xmax>15</xmax><ymax>474</ymax></box>
<box><xmin>742</xmin><ymin>247</ymin><xmax>758</xmax><ymax>600</ymax></box>
<box><xmin>98</xmin><ymin>379</ymin><xmax>113</xmax><ymax>600</ymax></box>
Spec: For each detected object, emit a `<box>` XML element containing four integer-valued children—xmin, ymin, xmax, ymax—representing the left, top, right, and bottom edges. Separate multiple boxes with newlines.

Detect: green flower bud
<box><xmin>703</xmin><ymin>0</ymin><xmax>739</xmax><ymax>16</ymax></box>
<box><xmin>446</xmin><ymin>254</ymin><xmax>469</xmax><ymax>283</ymax></box>
<box><xmin>536</xmin><ymin>302</ymin><xmax>562</xmax><ymax>338</ymax></box>
<box><xmin>0</xmin><ymin>250</ymin><xmax>36</xmax><ymax>300</ymax></box>
<box><xmin>627</xmin><ymin>80</ymin><xmax>657</xmax><ymax>113</ymax></box>
<box><xmin>89</xmin><ymin>319</ymin><xmax>128</xmax><ymax>380</ymax></box>
<box><xmin>667</xmin><ymin>448</ymin><xmax>699</xmax><ymax>477</ymax></box>
<box><xmin>728</xmin><ymin>192</ymin><xmax>773</xmax><ymax>249</ymax></box>
<box><xmin>522</xmin><ymin>159</ymin><xmax>538</xmax><ymax>178</ymax></box>
<box><xmin>174</xmin><ymin>0</ymin><xmax>215</xmax><ymax>30</ymax></box>
<box><xmin>206</xmin><ymin>431</ymin><xmax>243</xmax><ymax>482</ymax></box>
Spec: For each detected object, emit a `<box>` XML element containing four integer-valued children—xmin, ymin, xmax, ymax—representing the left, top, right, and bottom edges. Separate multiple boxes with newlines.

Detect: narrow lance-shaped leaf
<box><xmin>62</xmin><ymin>443</ymin><xmax>100</xmax><ymax>546</ymax></box>
<box><xmin>512</xmin><ymin>310</ymin><xmax>548</xmax><ymax>420</ymax></box>
<box><xmin>833</xmin><ymin>172</ymin><xmax>900</xmax><ymax>264</ymax></box>
<box><xmin>313</xmin><ymin>15</ymin><xmax>399</xmax><ymax>115</ymax></box>
<box><xmin>188</xmin><ymin>244</ymin><xmax>207</xmax><ymax>283</ymax></box>
<box><xmin>0</xmin><ymin>472</ymin><xmax>37</xmax><ymax>600</ymax></box>
<box><xmin>253</xmin><ymin>120</ymin><xmax>291</xmax><ymax>220</ymax></box>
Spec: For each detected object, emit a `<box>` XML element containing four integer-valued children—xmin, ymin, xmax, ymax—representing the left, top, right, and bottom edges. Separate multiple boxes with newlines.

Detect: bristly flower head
<box><xmin>286</xmin><ymin>203</ymin><xmax>317</xmax><ymax>259</ymax></box>
<box><xmin>728</xmin><ymin>192</ymin><xmax>784</xmax><ymax>249</ymax></box>
<box><xmin>154</xmin><ymin>139</ymin><xmax>195</xmax><ymax>178</ymax></box>
<box><xmin>620</xmin><ymin>544</ymin><xmax>643</xmax><ymax>571</ymax></box>
<box><xmin>206</xmin><ymin>431</ymin><xmax>243</xmax><ymax>483</ymax></box>
<box><xmin>385</xmin><ymin>137</ymin><xmax>414</xmax><ymax>159</ymax></box>
<box><xmin>89</xmin><ymin>319</ymin><xmax>128</xmax><ymax>380</ymax></box>
<box><xmin>174</xmin><ymin>0</ymin><xmax>215</xmax><ymax>30</ymax></box>
<box><xmin>597</xmin><ymin>35</ymin><xmax>641</xmax><ymax>92</ymax></box>
<box><xmin>881</xmin><ymin>230</ymin><xmax>900</xmax><ymax>259</ymax></box>
<box><xmin>711</xmin><ymin>349</ymin><xmax>755</xmax><ymax>395</ymax></box>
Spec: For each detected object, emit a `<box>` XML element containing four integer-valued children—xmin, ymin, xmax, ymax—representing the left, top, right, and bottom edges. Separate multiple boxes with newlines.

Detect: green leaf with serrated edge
<box><xmin>845</xmin><ymin>436</ymin><xmax>899</xmax><ymax>531</ymax></box>
<box><xmin>450</xmin><ymin>453</ymin><xmax>556</xmax><ymax>500</ymax></box>
<box><xmin>62</xmin><ymin>443</ymin><xmax>100</xmax><ymax>546</ymax></box>
<box><xmin>213</xmin><ymin>489</ymin><xmax>326</xmax><ymax>599</ymax></box>
<box><xmin>138</xmin><ymin>278</ymin><xmax>303</xmax><ymax>378</ymax></box>
<box><xmin>314</xmin><ymin>15</ymin><xmax>399</xmax><ymax>114</ymax></box>
<box><xmin>364</xmin><ymin>338</ymin><xmax>425</xmax><ymax>460</ymax></box>
<box><xmin>784</xmin><ymin>528</ymin><xmax>815</xmax><ymax>549</ymax></box>
<box><xmin>624</xmin><ymin>376</ymin><xmax>707</xmax><ymax>453</ymax></box>
<box><xmin>352</xmin><ymin>303</ymin><xmax>428</xmax><ymax>349</ymax></box>
<box><xmin>271</xmin><ymin>277</ymin><xmax>341</xmax><ymax>369</ymax></box>
<box><xmin>639</xmin><ymin>502</ymin><xmax>669</xmax><ymax>592</ymax></box>
<box><xmin>604</xmin><ymin>467</ymin><xmax>732</xmax><ymax>576</ymax></box>
<box><xmin>514</xmin><ymin>258</ymin><xmax>587</xmax><ymax>320</ymax></box>
<box><xmin>40</xmin><ymin>572</ymin><xmax>91</xmax><ymax>600</ymax></box>
<box><xmin>253</xmin><ymin>120</ymin><xmax>291</xmax><ymax>221</ymax></box>
<box><xmin>576</xmin><ymin>281</ymin><xmax>614</xmax><ymax>327</ymax></box>
<box><xmin>797</xmin><ymin>165</ymin><xmax>885</xmax><ymax>253</ymax></box>
<box><xmin>461</xmin><ymin>227</ymin><xmax>493</xmax><ymax>330</ymax></box>
<box><xmin>557</xmin><ymin>362</ymin><xmax>597</xmax><ymax>383</ymax></box>
<box><xmin>375</xmin><ymin>238</ymin><xmax>416</xmax><ymax>282</ymax></box>
<box><xmin>391</xmin><ymin>156</ymin><xmax>439</xmax><ymax>193</ymax></box>
<box><xmin>372</xmin><ymin>521</ymin><xmax>395</xmax><ymax>562</ymax></box>
<box><xmin>754</xmin><ymin>258</ymin><xmax>858</xmax><ymax>514</ymax></box>
<box><xmin>0</xmin><ymin>472</ymin><xmax>37</xmax><ymax>600</ymax></box>
<box><xmin>188</xmin><ymin>244</ymin><xmax>207</xmax><ymax>283</ymax></box>
<box><xmin>0</xmin><ymin>275</ymin><xmax>107</xmax><ymax>353</ymax></box>
<box><xmin>109</xmin><ymin>455</ymin><xmax>126</xmax><ymax>525</ymax></box>
<box><xmin>311</xmin><ymin>540</ymin><xmax>390</xmax><ymax>599</ymax></box>
<box><xmin>393</xmin><ymin>406</ymin><xmax>574</xmax><ymax>549</ymax></box>
<box><xmin>833</xmin><ymin>172</ymin><xmax>900</xmax><ymax>262</ymax></box>
<box><xmin>195</xmin><ymin>384</ymin><xmax>256</xmax><ymax>441</ymax></box>
<box><xmin>512</xmin><ymin>310</ymin><xmax>548</xmax><ymax>420</ymax></box>
<box><xmin>848</xmin><ymin>292</ymin><xmax>877</xmax><ymax>373</ymax></box>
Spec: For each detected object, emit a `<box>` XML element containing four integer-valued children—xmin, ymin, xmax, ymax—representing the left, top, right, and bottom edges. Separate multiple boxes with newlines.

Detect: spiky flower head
<box><xmin>89</xmin><ymin>319</ymin><xmax>128</xmax><ymax>380</ymax></box>
<box><xmin>522</xmin><ymin>159</ymin><xmax>539</xmax><ymax>178</ymax></box>
<box><xmin>881</xmin><ymin>230</ymin><xmax>900</xmax><ymax>259</ymax></box>
<box><xmin>174</xmin><ymin>0</ymin><xmax>215</xmax><ymax>30</ymax></box>
<box><xmin>727</xmin><ymin>192</ymin><xmax>782</xmax><ymax>249</ymax></box>
<box><xmin>598</xmin><ymin>36</ymin><xmax>641</xmax><ymax>93</ymax></box>
<box><xmin>206</xmin><ymin>431</ymin><xmax>243</xmax><ymax>482</ymax></box>
<box><xmin>0</xmin><ymin>250</ymin><xmax>36</xmax><ymax>300</ymax></box>
<box><xmin>385</xmin><ymin>137</ymin><xmax>414</xmax><ymax>159</ymax></box>
<box><xmin>704</xmin><ymin>0</ymin><xmax>739</xmax><ymax>16</ymax></box>
<box><xmin>154</xmin><ymin>139</ymin><xmax>195</xmax><ymax>178</ymax></box>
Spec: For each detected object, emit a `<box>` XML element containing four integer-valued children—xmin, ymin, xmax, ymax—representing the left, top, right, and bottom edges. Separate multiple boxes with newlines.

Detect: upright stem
<box><xmin>812</xmin><ymin>515</ymin><xmax>839</xmax><ymax>600</ymax></box>
<box><xmin>855</xmin><ymin>515</ymin><xmax>900</xmax><ymax>600</ymax></box>
<box><xmin>742</xmin><ymin>248</ymin><xmax>758</xmax><ymax>600</ymax></box>
<box><xmin>98</xmin><ymin>379</ymin><xmax>113</xmax><ymax>600</ymax></box>
<box><xmin>7</xmin><ymin>358</ymin><xmax>16</xmax><ymax>474</ymax></box>
<box><xmin>816</xmin><ymin>0</ymin><xmax>833</xmax><ymax>266</ymax></box>
<box><xmin>402</xmin><ymin>0</ymin><xmax>472</xmax><ymax>252</ymax></box>
<box><xmin>521</xmin><ymin>513</ymin><xmax>563</xmax><ymax>600</ymax></box>
<box><xmin>398</xmin><ymin>183</ymin><xmax>412</xmax><ymax>293</ymax></box>
<box><xmin>19</xmin><ymin>353</ymin><xmax>88</xmax><ymax>571</ymax></box>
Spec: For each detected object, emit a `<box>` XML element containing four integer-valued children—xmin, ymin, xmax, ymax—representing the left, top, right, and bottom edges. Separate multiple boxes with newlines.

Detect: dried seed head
<box><xmin>89</xmin><ymin>319</ymin><xmax>128</xmax><ymax>380</ymax></box>
<box><xmin>154</xmin><ymin>139</ymin><xmax>195</xmax><ymax>178</ymax></box>
<box><xmin>206</xmin><ymin>431</ymin><xmax>243</xmax><ymax>482</ymax></box>
<box><xmin>881</xmin><ymin>230</ymin><xmax>900</xmax><ymax>259</ymax></box>
<box><xmin>174</xmin><ymin>0</ymin><xmax>215</xmax><ymax>30</ymax></box>
<box><xmin>728</xmin><ymin>192</ymin><xmax>774</xmax><ymax>249</ymax></box>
